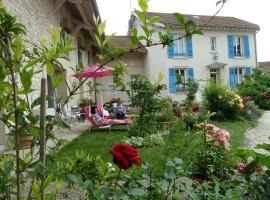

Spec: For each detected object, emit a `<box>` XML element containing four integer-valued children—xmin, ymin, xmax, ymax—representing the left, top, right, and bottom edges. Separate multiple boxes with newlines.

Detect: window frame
<box><xmin>233</xmin><ymin>36</ymin><xmax>244</xmax><ymax>57</ymax></box>
<box><xmin>235</xmin><ymin>67</ymin><xmax>244</xmax><ymax>85</ymax></box>
<box><xmin>173</xmin><ymin>34</ymin><xmax>186</xmax><ymax>57</ymax></box>
<box><xmin>210</xmin><ymin>37</ymin><xmax>217</xmax><ymax>52</ymax></box>
<box><xmin>175</xmin><ymin>67</ymin><xmax>188</xmax><ymax>91</ymax></box>
<box><xmin>209</xmin><ymin>68</ymin><xmax>220</xmax><ymax>82</ymax></box>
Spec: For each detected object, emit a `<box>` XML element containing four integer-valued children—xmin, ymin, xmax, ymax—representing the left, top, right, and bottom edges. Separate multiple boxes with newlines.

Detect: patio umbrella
<box><xmin>73</xmin><ymin>64</ymin><xmax>114</xmax><ymax>104</ymax></box>
<box><xmin>73</xmin><ymin>65</ymin><xmax>114</xmax><ymax>79</ymax></box>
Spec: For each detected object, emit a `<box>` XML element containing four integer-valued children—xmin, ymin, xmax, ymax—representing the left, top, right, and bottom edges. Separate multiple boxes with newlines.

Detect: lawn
<box><xmin>51</xmin><ymin>120</ymin><xmax>251</xmax><ymax>173</ymax></box>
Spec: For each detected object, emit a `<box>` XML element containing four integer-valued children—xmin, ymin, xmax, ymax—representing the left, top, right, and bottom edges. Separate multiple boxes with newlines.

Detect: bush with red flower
<box><xmin>109</xmin><ymin>143</ymin><xmax>141</xmax><ymax>170</ymax></box>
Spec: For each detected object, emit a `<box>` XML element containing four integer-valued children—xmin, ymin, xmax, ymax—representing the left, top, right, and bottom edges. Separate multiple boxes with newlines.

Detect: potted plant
<box><xmin>78</xmin><ymin>97</ymin><xmax>93</xmax><ymax>108</ymax></box>
<box><xmin>182</xmin><ymin>112</ymin><xmax>197</xmax><ymax>130</ymax></box>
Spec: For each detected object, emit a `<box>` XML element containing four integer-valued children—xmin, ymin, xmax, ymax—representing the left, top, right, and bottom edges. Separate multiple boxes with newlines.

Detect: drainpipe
<box><xmin>254</xmin><ymin>32</ymin><xmax>258</xmax><ymax>67</ymax></box>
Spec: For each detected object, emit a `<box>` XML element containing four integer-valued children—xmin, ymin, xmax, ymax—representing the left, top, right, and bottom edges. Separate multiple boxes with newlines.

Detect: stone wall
<box><xmin>0</xmin><ymin>0</ymin><xmax>94</xmax><ymax>149</ymax></box>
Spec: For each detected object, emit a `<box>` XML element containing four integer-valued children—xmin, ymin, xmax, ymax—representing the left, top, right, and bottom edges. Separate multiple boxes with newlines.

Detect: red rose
<box><xmin>192</xmin><ymin>105</ymin><xmax>200</xmax><ymax>113</ymax></box>
<box><xmin>109</xmin><ymin>144</ymin><xmax>141</xmax><ymax>170</ymax></box>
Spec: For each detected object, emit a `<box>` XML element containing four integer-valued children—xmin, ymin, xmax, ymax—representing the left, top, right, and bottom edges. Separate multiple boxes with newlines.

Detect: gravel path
<box><xmin>245</xmin><ymin>111</ymin><xmax>270</xmax><ymax>154</ymax></box>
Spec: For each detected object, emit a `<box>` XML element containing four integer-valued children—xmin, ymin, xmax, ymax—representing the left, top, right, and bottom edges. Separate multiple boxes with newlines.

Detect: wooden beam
<box><xmin>75</xmin><ymin>3</ymin><xmax>89</xmax><ymax>24</ymax></box>
<box><xmin>73</xmin><ymin>19</ymin><xmax>94</xmax><ymax>31</ymax></box>
<box><xmin>72</xmin><ymin>23</ymin><xmax>83</xmax><ymax>35</ymax></box>
<box><xmin>68</xmin><ymin>0</ymin><xmax>82</xmax><ymax>3</ymax></box>
<box><xmin>54</xmin><ymin>0</ymin><xmax>66</xmax><ymax>12</ymax></box>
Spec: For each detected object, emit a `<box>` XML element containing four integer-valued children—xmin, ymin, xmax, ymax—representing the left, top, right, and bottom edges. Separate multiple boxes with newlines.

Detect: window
<box><xmin>77</xmin><ymin>49</ymin><xmax>82</xmax><ymax>65</ymax></box>
<box><xmin>210</xmin><ymin>68</ymin><xmax>220</xmax><ymax>82</ymax></box>
<box><xmin>210</xmin><ymin>37</ymin><xmax>217</xmax><ymax>52</ymax></box>
<box><xmin>108</xmin><ymin>84</ymin><xmax>123</xmax><ymax>95</ymax></box>
<box><xmin>235</xmin><ymin>68</ymin><xmax>244</xmax><ymax>84</ymax></box>
<box><xmin>175</xmin><ymin>68</ymin><xmax>188</xmax><ymax>91</ymax></box>
<box><xmin>233</xmin><ymin>36</ymin><xmax>243</xmax><ymax>57</ymax></box>
<box><xmin>173</xmin><ymin>34</ymin><xmax>186</xmax><ymax>56</ymax></box>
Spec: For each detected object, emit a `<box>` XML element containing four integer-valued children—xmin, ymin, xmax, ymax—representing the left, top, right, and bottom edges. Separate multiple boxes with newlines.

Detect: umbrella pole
<box><xmin>94</xmin><ymin>77</ymin><xmax>97</xmax><ymax>103</ymax></box>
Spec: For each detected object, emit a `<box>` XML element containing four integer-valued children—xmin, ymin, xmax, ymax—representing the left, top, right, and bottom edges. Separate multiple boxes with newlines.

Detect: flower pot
<box><xmin>19</xmin><ymin>135</ymin><xmax>33</xmax><ymax>149</ymax></box>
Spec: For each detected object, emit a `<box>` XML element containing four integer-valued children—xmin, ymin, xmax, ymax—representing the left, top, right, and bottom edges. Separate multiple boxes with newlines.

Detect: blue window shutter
<box><xmin>188</xmin><ymin>67</ymin><xmax>194</xmax><ymax>81</ymax></box>
<box><xmin>167</xmin><ymin>33</ymin><xmax>174</xmax><ymax>58</ymax></box>
<box><xmin>245</xmin><ymin>67</ymin><xmax>252</xmax><ymax>75</ymax></box>
<box><xmin>227</xmin><ymin>35</ymin><xmax>234</xmax><ymax>58</ymax></box>
<box><xmin>229</xmin><ymin>67</ymin><xmax>237</xmax><ymax>88</ymax></box>
<box><xmin>243</xmin><ymin>35</ymin><xmax>250</xmax><ymax>58</ymax></box>
<box><xmin>186</xmin><ymin>38</ymin><xmax>193</xmax><ymax>57</ymax></box>
<box><xmin>169</xmin><ymin>68</ymin><xmax>176</xmax><ymax>93</ymax></box>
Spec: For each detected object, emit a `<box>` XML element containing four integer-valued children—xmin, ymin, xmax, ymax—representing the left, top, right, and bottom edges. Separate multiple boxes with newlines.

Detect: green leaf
<box><xmin>66</xmin><ymin>174</ymin><xmax>83</xmax><ymax>185</ymax></box>
<box><xmin>42</xmin><ymin>174</ymin><xmax>53</xmax><ymax>190</ymax></box>
<box><xmin>46</xmin><ymin>61</ymin><xmax>54</xmax><ymax>76</ymax></box>
<box><xmin>134</xmin><ymin>9</ymin><xmax>145</xmax><ymax>22</ymax></box>
<box><xmin>47</xmin><ymin>47</ymin><xmax>57</xmax><ymax>60</ymax></box>
<box><xmin>173</xmin><ymin>13</ymin><xmax>185</xmax><ymax>24</ymax></box>
<box><xmin>12</xmin><ymin>36</ymin><xmax>23</xmax><ymax>61</ymax></box>
<box><xmin>148</xmin><ymin>16</ymin><xmax>161</xmax><ymax>25</ymax></box>
<box><xmin>25</xmin><ymin>57</ymin><xmax>42</xmax><ymax>68</ymax></box>
<box><xmin>32</xmin><ymin>178</ymin><xmax>41</xmax><ymax>200</ymax></box>
<box><xmin>20</xmin><ymin>69</ymin><xmax>32</xmax><ymax>92</ymax></box>
<box><xmin>102</xmin><ymin>33</ymin><xmax>115</xmax><ymax>48</ymax></box>
<box><xmin>52</xmin><ymin>73</ymin><xmax>65</xmax><ymax>88</ymax></box>
<box><xmin>174</xmin><ymin>157</ymin><xmax>183</xmax><ymax>165</ymax></box>
<box><xmin>138</xmin><ymin>0</ymin><xmax>148</xmax><ymax>12</ymax></box>
<box><xmin>94</xmin><ymin>34</ymin><xmax>102</xmax><ymax>48</ymax></box>
<box><xmin>98</xmin><ymin>21</ymin><xmax>106</xmax><ymax>36</ymax></box>
<box><xmin>128</xmin><ymin>188</ymin><xmax>146</xmax><ymax>197</ymax></box>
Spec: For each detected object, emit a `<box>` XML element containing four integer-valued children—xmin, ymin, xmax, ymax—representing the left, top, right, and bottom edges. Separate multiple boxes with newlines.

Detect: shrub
<box><xmin>121</xmin><ymin>134</ymin><xmax>164</xmax><ymax>148</ymax></box>
<box><xmin>202</xmin><ymin>81</ymin><xmax>244</xmax><ymax>120</ymax></box>
<box><xmin>238</xmin><ymin>68</ymin><xmax>270</xmax><ymax>109</ymax></box>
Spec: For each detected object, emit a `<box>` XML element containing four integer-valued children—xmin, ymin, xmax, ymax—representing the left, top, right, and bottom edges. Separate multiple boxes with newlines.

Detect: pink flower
<box><xmin>243</xmin><ymin>96</ymin><xmax>252</xmax><ymax>101</ymax></box>
<box><xmin>213</xmin><ymin>140</ymin><xmax>220</xmax><ymax>147</ymax></box>
<box><xmin>237</xmin><ymin>163</ymin><xmax>246</xmax><ymax>172</ymax></box>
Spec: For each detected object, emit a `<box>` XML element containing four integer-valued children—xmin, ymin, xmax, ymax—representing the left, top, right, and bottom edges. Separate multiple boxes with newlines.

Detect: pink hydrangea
<box><xmin>237</xmin><ymin>163</ymin><xmax>246</xmax><ymax>172</ymax></box>
<box><xmin>206</xmin><ymin>124</ymin><xmax>230</xmax><ymax>151</ymax></box>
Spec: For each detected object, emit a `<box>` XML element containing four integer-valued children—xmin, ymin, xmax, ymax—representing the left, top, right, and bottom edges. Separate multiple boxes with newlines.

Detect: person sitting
<box><xmin>115</xmin><ymin>100</ymin><xmax>126</xmax><ymax>119</ymax></box>
<box><xmin>91</xmin><ymin>105</ymin><xmax>129</xmax><ymax>125</ymax></box>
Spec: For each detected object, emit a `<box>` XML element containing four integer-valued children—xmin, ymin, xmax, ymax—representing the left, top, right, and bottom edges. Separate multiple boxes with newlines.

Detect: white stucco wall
<box><xmin>95</xmin><ymin>53</ymin><xmax>145</xmax><ymax>104</ymax></box>
<box><xmin>136</xmin><ymin>22</ymin><xmax>258</xmax><ymax>101</ymax></box>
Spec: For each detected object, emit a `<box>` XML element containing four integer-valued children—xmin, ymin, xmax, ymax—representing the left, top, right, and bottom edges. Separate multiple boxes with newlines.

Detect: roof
<box><xmin>206</xmin><ymin>62</ymin><xmax>227</xmax><ymax>69</ymax></box>
<box><xmin>108</xmin><ymin>36</ymin><xmax>147</xmax><ymax>53</ymax></box>
<box><xmin>143</xmin><ymin>12</ymin><xmax>260</xmax><ymax>31</ymax></box>
<box><xmin>259</xmin><ymin>61</ymin><xmax>270</xmax><ymax>70</ymax></box>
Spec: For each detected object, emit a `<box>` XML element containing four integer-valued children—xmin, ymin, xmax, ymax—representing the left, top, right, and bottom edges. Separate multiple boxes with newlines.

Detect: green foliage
<box><xmin>0</xmin><ymin>155</ymin><xmax>16</xmax><ymax>199</ymax></box>
<box><xmin>129</xmin><ymin>74</ymin><xmax>166</xmax><ymax>137</ymax></box>
<box><xmin>122</xmin><ymin>134</ymin><xmax>165</xmax><ymax>148</ymax></box>
<box><xmin>203</xmin><ymin>81</ymin><xmax>243</xmax><ymax>120</ymax></box>
<box><xmin>78</xmin><ymin>97</ymin><xmax>93</xmax><ymax>108</ymax></box>
<box><xmin>239</xmin><ymin>68</ymin><xmax>270</xmax><ymax>109</ymax></box>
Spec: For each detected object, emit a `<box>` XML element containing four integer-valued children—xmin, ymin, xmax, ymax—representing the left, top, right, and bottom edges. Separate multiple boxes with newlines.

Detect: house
<box><xmin>0</xmin><ymin>0</ymin><xmax>100</xmax><ymax>151</ymax></box>
<box><xmin>127</xmin><ymin>12</ymin><xmax>260</xmax><ymax>101</ymax></box>
<box><xmin>95</xmin><ymin>36</ymin><xmax>147</xmax><ymax>104</ymax></box>
<box><xmin>259</xmin><ymin>61</ymin><xmax>270</xmax><ymax>71</ymax></box>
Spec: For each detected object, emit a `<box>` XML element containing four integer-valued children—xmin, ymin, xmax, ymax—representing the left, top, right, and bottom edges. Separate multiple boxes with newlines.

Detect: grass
<box><xmin>51</xmin><ymin>120</ymin><xmax>251</xmax><ymax>173</ymax></box>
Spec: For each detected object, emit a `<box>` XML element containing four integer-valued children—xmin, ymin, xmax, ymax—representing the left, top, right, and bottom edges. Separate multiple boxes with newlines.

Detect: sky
<box><xmin>97</xmin><ymin>0</ymin><xmax>269</xmax><ymax>61</ymax></box>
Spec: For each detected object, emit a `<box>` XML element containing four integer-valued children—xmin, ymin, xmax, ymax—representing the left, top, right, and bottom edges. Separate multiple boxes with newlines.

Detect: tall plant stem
<box><xmin>203</xmin><ymin>121</ymin><xmax>208</xmax><ymax>180</ymax></box>
<box><xmin>8</xmin><ymin>38</ymin><xmax>20</xmax><ymax>199</ymax></box>
<box><xmin>112</xmin><ymin>169</ymin><xmax>121</xmax><ymax>200</ymax></box>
